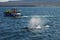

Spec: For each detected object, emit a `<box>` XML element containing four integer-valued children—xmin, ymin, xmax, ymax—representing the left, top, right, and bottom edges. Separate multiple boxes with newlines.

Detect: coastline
<box><xmin>0</xmin><ymin>2</ymin><xmax>60</xmax><ymax>7</ymax></box>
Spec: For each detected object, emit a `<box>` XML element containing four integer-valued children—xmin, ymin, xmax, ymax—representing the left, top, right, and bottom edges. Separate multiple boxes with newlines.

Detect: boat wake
<box><xmin>22</xmin><ymin>15</ymin><xmax>55</xmax><ymax>18</ymax></box>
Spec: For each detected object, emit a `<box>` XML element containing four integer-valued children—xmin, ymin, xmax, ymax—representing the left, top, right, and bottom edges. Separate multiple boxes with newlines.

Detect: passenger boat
<box><xmin>4</xmin><ymin>9</ymin><xmax>23</xmax><ymax>18</ymax></box>
<box><xmin>4</xmin><ymin>12</ymin><xmax>23</xmax><ymax>18</ymax></box>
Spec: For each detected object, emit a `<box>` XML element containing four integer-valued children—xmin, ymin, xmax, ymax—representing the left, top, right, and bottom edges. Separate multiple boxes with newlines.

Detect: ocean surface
<box><xmin>0</xmin><ymin>7</ymin><xmax>60</xmax><ymax>40</ymax></box>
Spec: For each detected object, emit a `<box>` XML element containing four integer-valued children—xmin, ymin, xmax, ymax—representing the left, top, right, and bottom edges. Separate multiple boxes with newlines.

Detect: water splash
<box><xmin>28</xmin><ymin>15</ymin><xmax>50</xmax><ymax>32</ymax></box>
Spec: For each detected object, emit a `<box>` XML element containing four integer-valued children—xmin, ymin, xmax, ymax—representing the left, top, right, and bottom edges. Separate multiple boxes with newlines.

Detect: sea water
<box><xmin>0</xmin><ymin>7</ymin><xmax>60</xmax><ymax>40</ymax></box>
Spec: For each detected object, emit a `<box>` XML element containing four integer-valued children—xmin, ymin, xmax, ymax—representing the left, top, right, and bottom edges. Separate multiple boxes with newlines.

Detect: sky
<box><xmin>0</xmin><ymin>0</ymin><xmax>9</xmax><ymax>2</ymax></box>
<box><xmin>0</xmin><ymin>0</ymin><xmax>22</xmax><ymax>2</ymax></box>
<box><xmin>0</xmin><ymin>0</ymin><xmax>60</xmax><ymax>2</ymax></box>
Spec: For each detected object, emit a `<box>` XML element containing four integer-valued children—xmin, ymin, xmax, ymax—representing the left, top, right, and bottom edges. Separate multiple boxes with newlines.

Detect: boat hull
<box><xmin>4</xmin><ymin>12</ymin><xmax>22</xmax><ymax>17</ymax></box>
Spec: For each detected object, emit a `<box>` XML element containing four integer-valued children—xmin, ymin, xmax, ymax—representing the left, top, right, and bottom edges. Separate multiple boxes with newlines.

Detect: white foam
<box><xmin>28</xmin><ymin>15</ymin><xmax>50</xmax><ymax>32</ymax></box>
<box><xmin>36</xmin><ymin>25</ymin><xmax>42</xmax><ymax>29</ymax></box>
<box><xmin>22</xmin><ymin>15</ymin><xmax>55</xmax><ymax>18</ymax></box>
<box><xmin>45</xmin><ymin>25</ymin><xmax>50</xmax><ymax>28</ymax></box>
<box><xmin>22</xmin><ymin>16</ymin><xmax>29</xmax><ymax>17</ymax></box>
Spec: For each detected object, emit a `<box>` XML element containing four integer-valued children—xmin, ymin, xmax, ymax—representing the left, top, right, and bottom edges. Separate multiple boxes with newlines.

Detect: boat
<box><xmin>4</xmin><ymin>9</ymin><xmax>23</xmax><ymax>18</ymax></box>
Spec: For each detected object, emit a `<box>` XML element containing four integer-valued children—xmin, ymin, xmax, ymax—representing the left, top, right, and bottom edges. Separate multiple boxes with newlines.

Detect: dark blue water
<box><xmin>0</xmin><ymin>7</ymin><xmax>60</xmax><ymax>40</ymax></box>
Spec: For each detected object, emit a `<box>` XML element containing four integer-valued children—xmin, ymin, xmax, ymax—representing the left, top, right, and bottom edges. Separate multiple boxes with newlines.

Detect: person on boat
<box><xmin>12</xmin><ymin>8</ymin><xmax>22</xmax><ymax>16</ymax></box>
<box><xmin>12</xmin><ymin>8</ymin><xmax>17</xmax><ymax>13</ymax></box>
<box><xmin>6</xmin><ymin>9</ymin><xmax>11</xmax><ymax>13</ymax></box>
<box><xmin>11</xmin><ymin>8</ymin><xmax>18</xmax><ymax>16</ymax></box>
<box><xmin>4</xmin><ymin>9</ymin><xmax>12</xmax><ymax>16</ymax></box>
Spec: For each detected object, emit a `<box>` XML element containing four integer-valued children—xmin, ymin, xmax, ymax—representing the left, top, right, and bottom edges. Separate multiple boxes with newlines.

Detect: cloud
<box><xmin>0</xmin><ymin>0</ymin><xmax>9</xmax><ymax>2</ymax></box>
<box><xmin>10</xmin><ymin>0</ymin><xmax>22</xmax><ymax>1</ymax></box>
<box><xmin>0</xmin><ymin>0</ymin><xmax>22</xmax><ymax>2</ymax></box>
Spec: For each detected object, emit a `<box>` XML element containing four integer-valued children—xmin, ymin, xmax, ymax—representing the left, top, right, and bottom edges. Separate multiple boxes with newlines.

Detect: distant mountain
<box><xmin>0</xmin><ymin>1</ymin><xmax>35</xmax><ymax>7</ymax></box>
<box><xmin>14</xmin><ymin>0</ymin><xmax>60</xmax><ymax>2</ymax></box>
<box><xmin>0</xmin><ymin>1</ymin><xmax>60</xmax><ymax>7</ymax></box>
